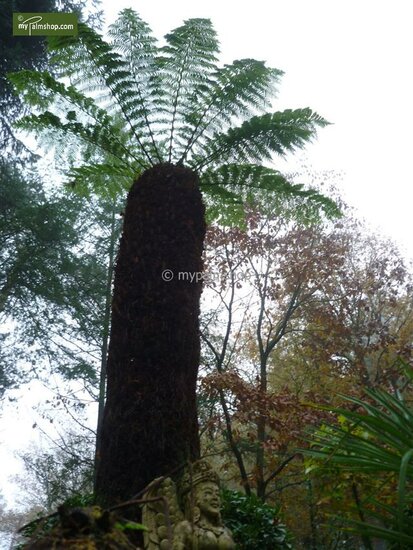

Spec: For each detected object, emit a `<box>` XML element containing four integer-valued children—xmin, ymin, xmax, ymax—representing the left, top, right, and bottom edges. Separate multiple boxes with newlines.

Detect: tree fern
<box><xmin>8</xmin><ymin>9</ymin><xmax>341</xmax><ymax>509</ymax></box>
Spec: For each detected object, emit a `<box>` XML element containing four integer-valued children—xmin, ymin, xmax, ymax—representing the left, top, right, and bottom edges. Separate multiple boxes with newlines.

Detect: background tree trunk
<box><xmin>95</xmin><ymin>163</ymin><xmax>206</xmax><ymax>505</ymax></box>
<box><xmin>93</xmin><ymin>202</ymin><xmax>118</xmax><ymax>492</ymax></box>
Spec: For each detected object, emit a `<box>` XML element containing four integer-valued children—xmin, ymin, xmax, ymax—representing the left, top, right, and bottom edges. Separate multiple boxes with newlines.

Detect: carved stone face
<box><xmin>195</xmin><ymin>481</ymin><xmax>221</xmax><ymax>518</ymax></box>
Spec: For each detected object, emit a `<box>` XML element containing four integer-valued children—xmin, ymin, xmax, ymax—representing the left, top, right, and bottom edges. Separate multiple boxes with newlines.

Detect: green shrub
<box><xmin>221</xmin><ymin>489</ymin><xmax>294</xmax><ymax>549</ymax></box>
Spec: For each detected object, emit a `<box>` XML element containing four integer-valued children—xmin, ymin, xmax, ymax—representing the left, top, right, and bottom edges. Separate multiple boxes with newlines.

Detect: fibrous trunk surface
<box><xmin>96</xmin><ymin>163</ymin><xmax>206</xmax><ymax>505</ymax></box>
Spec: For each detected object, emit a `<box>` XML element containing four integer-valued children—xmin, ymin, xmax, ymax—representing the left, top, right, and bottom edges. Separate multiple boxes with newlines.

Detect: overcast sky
<box><xmin>101</xmin><ymin>0</ymin><xmax>413</xmax><ymax>258</ymax></box>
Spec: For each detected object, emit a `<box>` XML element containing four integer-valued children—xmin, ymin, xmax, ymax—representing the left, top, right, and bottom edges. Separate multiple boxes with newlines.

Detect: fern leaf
<box><xmin>67</xmin><ymin>162</ymin><xmax>138</xmax><ymax>197</ymax></box>
<box><xmin>9</xmin><ymin>70</ymin><xmax>123</xmax><ymax>136</ymax></box>
<box><xmin>50</xmin><ymin>23</ymin><xmax>156</xmax><ymax>166</ymax></box>
<box><xmin>200</xmin><ymin>164</ymin><xmax>341</xmax><ymax>221</ymax></box>
<box><xmin>157</xmin><ymin>18</ymin><xmax>220</xmax><ymax>162</ymax></box>
<box><xmin>108</xmin><ymin>9</ymin><xmax>162</xmax><ymax>162</ymax></box>
<box><xmin>16</xmin><ymin>112</ymin><xmax>134</xmax><ymax>168</ymax></box>
<box><xmin>179</xmin><ymin>59</ymin><xmax>283</xmax><ymax>164</ymax></box>
<box><xmin>196</xmin><ymin>109</ymin><xmax>330</xmax><ymax>168</ymax></box>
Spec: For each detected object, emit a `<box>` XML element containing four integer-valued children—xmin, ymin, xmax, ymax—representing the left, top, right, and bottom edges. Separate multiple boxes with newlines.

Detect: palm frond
<box><xmin>339</xmin><ymin>511</ymin><xmax>413</xmax><ymax>546</ymax></box>
<box><xmin>302</xmin><ymin>387</ymin><xmax>413</xmax><ymax>546</ymax></box>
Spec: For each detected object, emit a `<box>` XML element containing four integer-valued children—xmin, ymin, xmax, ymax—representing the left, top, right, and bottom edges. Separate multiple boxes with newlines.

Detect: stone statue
<box><xmin>142</xmin><ymin>460</ymin><xmax>235</xmax><ymax>550</ymax></box>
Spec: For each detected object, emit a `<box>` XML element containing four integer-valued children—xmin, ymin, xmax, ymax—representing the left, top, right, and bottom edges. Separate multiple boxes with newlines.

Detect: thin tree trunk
<box><xmin>95</xmin><ymin>163</ymin><xmax>206</xmax><ymax>506</ymax></box>
<box><xmin>307</xmin><ymin>478</ymin><xmax>318</xmax><ymax>550</ymax></box>
<box><xmin>93</xmin><ymin>203</ymin><xmax>117</xmax><ymax>491</ymax></box>
<box><xmin>256</xmin><ymin>353</ymin><xmax>268</xmax><ymax>500</ymax></box>
<box><xmin>351</xmin><ymin>481</ymin><xmax>373</xmax><ymax>550</ymax></box>
<box><xmin>218</xmin><ymin>389</ymin><xmax>252</xmax><ymax>496</ymax></box>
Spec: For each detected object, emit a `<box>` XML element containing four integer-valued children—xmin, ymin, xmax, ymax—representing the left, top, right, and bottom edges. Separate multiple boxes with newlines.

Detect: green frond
<box><xmin>178</xmin><ymin>59</ymin><xmax>283</xmax><ymax>164</ymax></box>
<box><xmin>205</xmin><ymin>199</ymin><xmax>247</xmax><ymax>227</ymax></box>
<box><xmin>8</xmin><ymin>70</ymin><xmax>121</xmax><ymax>134</ymax></box>
<box><xmin>15</xmin><ymin>111</ymin><xmax>134</xmax><ymax>168</ymax></box>
<box><xmin>8</xmin><ymin>70</ymin><xmax>57</xmax><ymax>110</ymax></box>
<box><xmin>302</xmin><ymin>388</ymin><xmax>413</xmax><ymax>474</ymax></box>
<box><xmin>157</xmin><ymin>18</ymin><xmax>220</xmax><ymax>162</ymax></box>
<box><xmin>200</xmin><ymin>163</ymin><xmax>340</xmax><ymax>222</ymax></box>
<box><xmin>107</xmin><ymin>9</ymin><xmax>162</xmax><ymax>163</ymax></box>
<box><xmin>214</xmin><ymin>59</ymin><xmax>283</xmax><ymax>116</ymax></box>
<box><xmin>302</xmin><ymin>388</ymin><xmax>413</xmax><ymax>545</ymax></box>
<box><xmin>48</xmin><ymin>24</ymin><xmax>118</xmax><ymax>88</ymax></box>
<box><xmin>50</xmin><ymin>23</ymin><xmax>157</xmax><ymax>166</ymax></box>
<box><xmin>196</xmin><ymin>108</ymin><xmax>329</xmax><ymax>168</ymax></box>
<box><xmin>66</xmin><ymin>161</ymin><xmax>138</xmax><ymax>198</ymax></box>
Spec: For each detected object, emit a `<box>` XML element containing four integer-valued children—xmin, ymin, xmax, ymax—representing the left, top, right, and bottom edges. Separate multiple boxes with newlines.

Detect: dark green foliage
<box><xmin>0</xmin><ymin>157</ymin><xmax>122</xmax><ymax>397</ymax></box>
<box><xmin>0</xmin><ymin>159</ymin><xmax>79</xmax><ymax>394</ymax></box>
<box><xmin>0</xmin><ymin>160</ymin><xmax>79</xmax><ymax>312</ymax></box>
<box><xmin>0</xmin><ymin>0</ymin><xmax>106</xmax><ymax>395</ymax></box>
<box><xmin>221</xmin><ymin>489</ymin><xmax>293</xmax><ymax>549</ymax></box>
<box><xmin>1</xmin><ymin>0</ymin><xmax>53</xmax><ymax>153</ymax></box>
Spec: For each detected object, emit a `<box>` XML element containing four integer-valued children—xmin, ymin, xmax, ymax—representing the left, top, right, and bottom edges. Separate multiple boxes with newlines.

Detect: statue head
<box><xmin>179</xmin><ymin>460</ymin><xmax>222</xmax><ymax>523</ymax></box>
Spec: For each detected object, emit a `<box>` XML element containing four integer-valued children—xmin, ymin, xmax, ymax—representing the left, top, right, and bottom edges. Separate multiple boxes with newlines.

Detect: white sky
<box><xmin>1</xmin><ymin>0</ymin><xmax>413</xmax><ymax>525</ymax></box>
<box><xmin>101</xmin><ymin>0</ymin><xmax>413</xmax><ymax>259</ymax></box>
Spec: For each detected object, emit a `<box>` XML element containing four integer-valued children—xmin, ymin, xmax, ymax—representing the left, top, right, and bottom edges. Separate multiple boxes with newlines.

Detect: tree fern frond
<box><xmin>8</xmin><ymin>70</ymin><xmax>121</xmax><ymax>135</ymax></box>
<box><xmin>48</xmin><ymin>25</ymin><xmax>114</xmax><ymax>88</ymax></box>
<box><xmin>15</xmin><ymin>111</ymin><xmax>137</xmax><ymax>168</ymax></box>
<box><xmin>50</xmin><ymin>23</ymin><xmax>156</xmax><ymax>166</ymax></box>
<box><xmin>200</xmin><ymin>164</ymin><xmax>341</xmax><ymax>219</ymax></box>
<box><xmin>108</xmin><ymin>9</ymin><xmax>162</xmax><ymax>162</ymax></box>
<box><xmin>204</xmin><ymin>198</ymin><xmax>247</xmax><ymax>227</ymax></box>
<box><xmin>196</xmin><ymin>109</ymin><xmax>330</xmax><ymax>169</ymax></box>
<box><xmin>67</xmin><ymin>161</ymin><xmax>138</xmax><ymax>198</ymax></box>
<box><xmin>158</xmin><ymin>18</ymin><xmax>219</xmax><ymax>162</ymax></box>
<box><xmin>179</xmin><ymin>59</ymin><xmax>283</xmax><ymax>164</ymax></box>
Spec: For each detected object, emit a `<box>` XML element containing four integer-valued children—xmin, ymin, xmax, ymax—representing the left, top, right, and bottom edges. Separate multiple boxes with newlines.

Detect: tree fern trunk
<box><xmin>95</xmin><ymin>163</ymin><xmax>206</xmax><ymax>505</ymax></box>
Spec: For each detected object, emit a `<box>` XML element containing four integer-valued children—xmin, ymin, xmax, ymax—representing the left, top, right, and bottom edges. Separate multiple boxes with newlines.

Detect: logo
<box><xmin>13</xmin><ymin>13</ymin><xmax>78</xmax><ymax>36</ymax></box>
